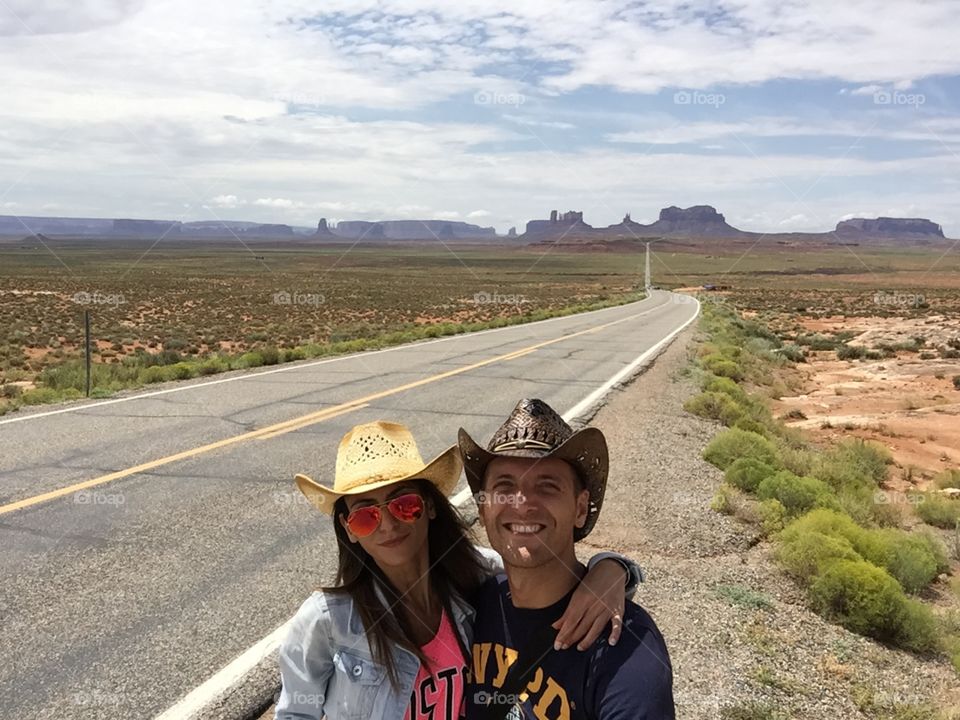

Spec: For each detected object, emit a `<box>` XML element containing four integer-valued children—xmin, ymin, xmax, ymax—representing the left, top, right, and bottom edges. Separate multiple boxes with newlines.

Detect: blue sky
<box><xmin>2</xmin><ymin>0</ymin><xmax>960</xmax><ymax>235</ymax></box>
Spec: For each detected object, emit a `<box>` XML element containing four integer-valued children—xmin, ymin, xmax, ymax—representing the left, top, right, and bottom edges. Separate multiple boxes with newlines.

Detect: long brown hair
<box><xmin>323</xmin><ymin>479</ymin><xmax>488</xmax><ymax>688</ymax></box>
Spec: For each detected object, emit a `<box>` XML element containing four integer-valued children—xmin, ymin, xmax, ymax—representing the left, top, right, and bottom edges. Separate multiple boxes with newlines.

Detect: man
<box><xmin>459</xmin><ymin>398</ymin><xmax>675</xmax><ymax>720</ymax></box>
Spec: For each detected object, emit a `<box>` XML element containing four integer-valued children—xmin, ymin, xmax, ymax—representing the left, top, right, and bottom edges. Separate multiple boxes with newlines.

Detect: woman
<box><xmin>276</xmin><ymin>420</ymin><xmax>637</xmax><ymax>720</ymax></box>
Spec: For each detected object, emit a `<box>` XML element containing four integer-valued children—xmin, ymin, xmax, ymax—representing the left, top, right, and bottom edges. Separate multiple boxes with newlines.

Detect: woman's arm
<box><xmin>275</xmin><ymin>592</ymin><xmax>336</xmax><ymax>720</ymax></box>
<box><xmin>472</xmin><ymin>542</ymin><xmax>643</xmax><ymax>650</ymax></box>
<box><xmin>553</xmin><ymin>553</ymin><xmax>644</xmax><ymax>651</ymax></box>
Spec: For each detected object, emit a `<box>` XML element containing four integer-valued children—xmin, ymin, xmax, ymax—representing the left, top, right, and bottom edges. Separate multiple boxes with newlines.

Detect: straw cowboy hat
<box><xmin>295</xmin><ymin>421</ymin><xmax>462</xmax><ymax>515</ymax></box>
<box><xmin>458</xmin><ymin>398</ymin><xmax>609</xmax><ymax>541</ymax></box>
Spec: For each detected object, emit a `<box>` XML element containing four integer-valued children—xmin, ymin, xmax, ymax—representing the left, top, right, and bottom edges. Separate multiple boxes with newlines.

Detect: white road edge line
<box><xmin>0</xmin><ymin>293</ymin><xmax>659</xmax><ymax>427</ymax></box>
<box><xmin>153</xmin><ymin>293</ymin><xmax>699</xmax><ymax>720</ymax></box>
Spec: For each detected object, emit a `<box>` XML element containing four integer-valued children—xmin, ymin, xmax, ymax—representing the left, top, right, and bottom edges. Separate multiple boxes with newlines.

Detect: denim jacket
<box><xmin>274</xmin><ymin>550</ymin><xmax>641</xmax><ymax>720</ymax></box>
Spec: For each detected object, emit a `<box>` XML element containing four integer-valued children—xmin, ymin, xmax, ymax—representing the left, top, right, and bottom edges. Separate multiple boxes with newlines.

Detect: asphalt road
<box><xmin>0</xmin><ymin>290</ymin><xmax>698</xmax><ymax>719</ymax></box>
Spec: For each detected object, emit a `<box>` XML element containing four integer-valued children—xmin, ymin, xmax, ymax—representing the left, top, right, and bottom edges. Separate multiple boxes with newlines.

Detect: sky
<box><xmin>1</xmin><ymin>0</ymin><xmax>960</xmax><ymax>235</ymax></box>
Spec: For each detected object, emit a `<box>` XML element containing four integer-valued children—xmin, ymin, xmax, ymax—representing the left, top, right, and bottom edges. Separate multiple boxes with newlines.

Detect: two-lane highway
<box><xmin>0</xmin><ymin>290</ymin><xmax>698</xmax><ymax>719</ymax></box>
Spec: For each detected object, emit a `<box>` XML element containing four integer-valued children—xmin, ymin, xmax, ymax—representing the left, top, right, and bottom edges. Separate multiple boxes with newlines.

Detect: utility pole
<box><xmin>644</xmin><ymin>242</ymin><xmax>651</xmax><ymax>289</ymax></box>
<box><xmin>84</xmin><ymin>310</ymin><xmax>91</xmax><ymax>398</ymax></box>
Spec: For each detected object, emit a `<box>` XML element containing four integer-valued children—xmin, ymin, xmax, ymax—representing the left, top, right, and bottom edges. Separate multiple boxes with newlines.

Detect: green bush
<box><xmin>238</xmin><ymin>351</ymin><xmax>264</xmax><ymax>368</ymax></box>
<box><xmin>836</xmin><ymin>344</ymin><xmax>868</xmax><ymax>360</ymax></box>
<box><xmin>141</xmin><ymin>366</ymin><xmax>170</xmax><ymax>384</ymax></box>
<box><xmin>934</xmin><ymin>469</ymin><xmax>960</xmax><ymax>490</ymax></box>
<box><xmin>703</xmin><ymin>428</ymin><xmax>780</xmax><ymax>471</ymax></box>
<box><xmin>702</xmin><ymin>375</ymin><xmax>748</xmax><ymax>403</ymax></box>
<box><xmin>259</xmin><ymin>346</ymin><xmax>280</xmax><ymax>365</ymax></box>
<box><xmin>20</xmin><ymin>387</ymin><xmax>61</xmax><ymax>405</ymax></box>
<box><xmin>757</xmin><ymin>499</ymin><xmax>787</xmax><ymax>535</ymax></box>
<box><xmin>776</xmin><ymin>530</ymin><xmax>862</xmax><ymax>583</ymax></box>
<box><xmin>777</xmin><ymin>344</ymin><xmax>805</xmax><ymax>362</ymax></box>
<box><xmin>813</xmin><ymin>438</ymin><xmax>891</xmax><ymax>488</ymax></box>
<box><xmin>915</xmin><ymin>493</ymin><xmax>960</xmax><ymax>529</ymax></box>
<box><xmin>895</xmin><ymin>598</ymin><xmax>941</xmax><ymax>654</ymax></box>
<box><xmin>198</xmin><ymin>357</ymin><xmax>230</xmax><ymax>376</ymax></box>
<box><xmin>683</xmin><ymin>391</ymin><xmax>743</xmax><ymax>426</ymax></box>
<box><xmin>871</xmin><ymin>529</ymin><xmax>943</xmax><ymax>594</ymax></box>
<box><xmin>167</xmin><ymin>362</ymin><xmax>197</xmax><ymax>380</ymax></box>
<box><xmin>725</xmin><ymin>457</ymin><xmax>776</xmax><ymax>493</ymax></box>
<box><xmin>808</xmin><ymin>559</ymin><xmax>910</xmax><ymax>646</ymax></box>
<box><xmin>757</xmin><ymin>471</ymin><xmax>838</xmax><ymax>516</ymax></box>
<box><xmin>701</xmin><ymin>354</ymin><xmax>745</xmax><ymax>382</ymax></box>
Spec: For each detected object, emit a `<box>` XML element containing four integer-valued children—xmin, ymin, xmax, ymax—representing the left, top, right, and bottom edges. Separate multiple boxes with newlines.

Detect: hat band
<box><xmin>491</xmin><ymin>438</ymin><xmax>555</xmax><ymax>452</ymax></box>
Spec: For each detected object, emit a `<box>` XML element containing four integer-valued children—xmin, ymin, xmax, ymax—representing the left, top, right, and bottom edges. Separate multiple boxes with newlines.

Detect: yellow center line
<box><xmin>0</xmin><ymin>307</ymin><xmax>652</xmax><ymax>517</ymax></box>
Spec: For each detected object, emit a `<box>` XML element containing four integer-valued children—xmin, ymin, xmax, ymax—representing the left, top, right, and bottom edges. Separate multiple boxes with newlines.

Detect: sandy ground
<box><xmin>774</xmin><ymin>315</ymin><xmax>960</xmax><ymax>488</ymax></box>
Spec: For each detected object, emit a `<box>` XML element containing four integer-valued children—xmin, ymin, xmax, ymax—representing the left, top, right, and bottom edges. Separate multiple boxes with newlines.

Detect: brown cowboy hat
<box><xmin>458</xmin><ymin>398</ymin><xmax>608</xmax><ymax>541</ymax></box>
<box><xmin>295</xmin><ymin>420</ymin><xmax>461</xmax><ymax>515</ymax></box>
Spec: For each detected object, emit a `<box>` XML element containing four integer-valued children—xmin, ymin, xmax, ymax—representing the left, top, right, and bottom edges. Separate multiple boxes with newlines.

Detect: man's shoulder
<box><xmin>470</xmin><ymin>572</ymin><xmax>508</xmax><ymax>610</ymax></box>
<box><xmin>592</xmin><ymin>600</ymin><xmax>671</xmax><ymax>670</ymax></box>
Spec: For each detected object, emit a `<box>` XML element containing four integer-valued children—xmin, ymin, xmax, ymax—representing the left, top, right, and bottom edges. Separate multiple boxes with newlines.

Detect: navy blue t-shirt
<box><xmin>465</xmin><ymin>575</ymin><xmax>675</xmax><ymax>720</ymax></box>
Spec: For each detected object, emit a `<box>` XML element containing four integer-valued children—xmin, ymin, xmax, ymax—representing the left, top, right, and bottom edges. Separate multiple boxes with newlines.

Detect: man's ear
<box><xmin>573</xmin><ymin>488</ymin><xmax>590</xmax><ymax>529</ymax></box>
<box><xmin>338</xmin><ymin>513</ymin><xmax>360</xmax><ymax>543</ymax></box>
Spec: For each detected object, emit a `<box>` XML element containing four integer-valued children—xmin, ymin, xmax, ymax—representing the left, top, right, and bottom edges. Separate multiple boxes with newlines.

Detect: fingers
<box><xmin>553</xmin><ymin>602</ymin><xmax>588</xmax><ymax>651</ymax></box>
<box><xmin>608</xmin><ymin>608</ymin><xmax>623</xmax><ymax>646</ymax></box>
<box><xmin>577</xmin><ymin>613</ymin><xmax>608</xmax><ymax>651</ymax></box>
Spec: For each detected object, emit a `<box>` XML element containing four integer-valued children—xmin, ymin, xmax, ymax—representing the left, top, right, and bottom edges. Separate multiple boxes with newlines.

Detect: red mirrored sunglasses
<box><xmin>344</xmin><ymin>493</ymin><xmax>425</xmax><ymax>538</ymax></box>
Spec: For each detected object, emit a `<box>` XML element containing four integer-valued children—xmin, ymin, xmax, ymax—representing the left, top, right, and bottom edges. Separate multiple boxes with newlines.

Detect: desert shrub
<box><xmin>702</xmin><ymin>375</ymin><xmax>748</xmax><ymax>403</ymax></box>
<box><xmin>20</xmin><ymin>387</ymin><xmax>60</xmax><ymax>405</ymax></box>
<box><xmin>703</xmin><ymin>428</ymin><xmax>780</xmax><ymax>470</ymax></box>
<box><xmin>757</xmin><ymin>471</ymin><xmax>839</xmax><ymax>516</ymax></box>
<box><xmin>813</xmin><ymin>438</ymin><xmax>890</xmax><ymax>488</ymax></box>
<box><xmin>934</xmin><ymin>469</ymin><xmax>960</xmax><ymax>489</ymax></box>
<box><xmin>916</xmin><ymin>493</ymin><xmax>960</xmax><ymax>529</ymax></box>
<box><xmin>683</xmin><ymin>391</ymin><xmax>744</xmax><ymax>425</ymax></box>
<box><xmin>871</xmin><ymin>529</ymin><xmax>943</xmax><ymax>594</ymax></box>
<box><xmin>198</xmin><ymin>357</ymin><xmax>229</xmax><ymax>376</ymax></box>
<box><xmin>281</xmin><ymin>347</ymin><xmax>307</xmax><ymax>362</ymax></box>
<box><xmin>808</xmin><ymin>559</ymin><xmax>903</xmax><ymax>639</ymax></box>
<box><xmin>237</xmin><ymin>351</ymin><xmax>264</xmax><ymax>368</ymax></box>
<box><xmin>701</xmin><ymin>354</ymin><xmax>745</xmax><ymax>382</ymax></box>
<box><xmin>725</xmin><ymin>457</ymin><xmax>776</xmax><ymax>493</ymax></box>
<box><xmin>836</xmin><ymin>483</ymin><xmax>902</xmax><ymax>527</ymax></box>
<box><xmin>141</xmin><ymin>366</ymin><xmax>170</xmax><ymax>384</ymax></box>
<box><xmin>776</xmin><ymin>530</ymin><xmax>862</xmax><ymax>583</ymax></box>
<box><xmin>757</xmin><ymin>499</ymin><xmax>788</xmax><ymax>535</ymax></box>
<box><xmin>836</xmin><ymin>344</ymin><xmax>868</xmax><ymax>360</ymax></box>
<box><xmin>778</xmin><ymin>344</ymin><xmax>805</xmax><ymax>362</ymax></box>
<box><xmin>259</xmin><ymin>346</ymin><xmax>280</xmax><ymax>365</ymax></box>
<box><xmin>953</xmin><ymin>375</ymin><xmax>960</xmax><ymax>390</ymax></box>
<box><xmin>167</xmin><ymin>362</ymin><xmax>197</xmax><ymax>380</ymax></box>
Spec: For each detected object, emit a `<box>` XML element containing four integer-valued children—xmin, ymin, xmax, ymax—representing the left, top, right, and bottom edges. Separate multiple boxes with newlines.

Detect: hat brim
<box><xmin>296</xmin><ymin>444</ymin><xmax>463</xmax><ymax>515</ymax></box>
<box><xmin>458</xmin><ymin>426</ymin><xmax>608</xmax><ymax>541</ymax></box>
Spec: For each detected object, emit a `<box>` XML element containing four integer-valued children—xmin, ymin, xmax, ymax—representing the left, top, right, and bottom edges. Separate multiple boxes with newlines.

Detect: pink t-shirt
<box><xmin>403</xmin><ymin>608</ymin><xmax>467</xmax><ymax>720</ymax></box>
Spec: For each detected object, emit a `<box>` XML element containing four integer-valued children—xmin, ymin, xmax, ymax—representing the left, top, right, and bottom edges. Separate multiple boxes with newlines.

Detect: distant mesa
<box><xmin>331</xmin><ymin>219</ymin><xmax>496</xmax><ymax>240</ymax></box>
<box><xmin>525</xmin><ymin>210</ymin><xmax>594</xmax><ymax>236</ymax></box>
<box><xmin>523</xmin><ymin>205</ymin><xmax>742</xmax><ymax>240</ymax></box>
<box><xmin>835</xmin><ymin>217</ymin><xmax>944</xmax><ymax>238</ymax></box>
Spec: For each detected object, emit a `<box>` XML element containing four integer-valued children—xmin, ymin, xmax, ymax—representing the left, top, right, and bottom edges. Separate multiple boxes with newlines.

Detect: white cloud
<box><xmin>209</xmin><ymin>194</ymin><xmax>244</xmax><ymax>208</ymax></box>
<box><xmin>467</xmin><ymin>210</ymin><xmax>491</xmax><ymax>218</ymax></box>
